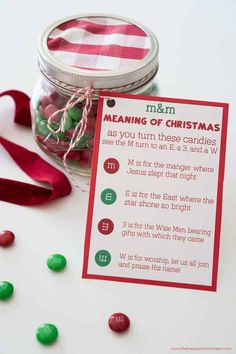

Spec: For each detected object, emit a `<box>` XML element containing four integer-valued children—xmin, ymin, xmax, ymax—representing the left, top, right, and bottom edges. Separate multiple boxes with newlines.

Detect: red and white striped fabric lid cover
<box><xmin>38</xmin><ymin>14</ymin><xmax>159</xmax><ymax>90</ymax></box>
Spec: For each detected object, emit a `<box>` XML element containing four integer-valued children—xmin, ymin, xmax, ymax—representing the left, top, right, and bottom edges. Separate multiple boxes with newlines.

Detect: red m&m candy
<box><xmin>44</xmin><ymin>104</ymin><xmax>60</xmax><ymax>120</ymax></box>
<box><xmin>40</xmin><ymin>95</ymin><xmax>50</xmax><ymax>107</ymax></box>
<box><xmin>0</xmin><ymin>230</ymin><xmax>15</xmax><ymax>247</ymax></box>
<box><xmin>108</xmin><ymin>313</ymin><xmax>130</xmax><ymax>333</ymax></box>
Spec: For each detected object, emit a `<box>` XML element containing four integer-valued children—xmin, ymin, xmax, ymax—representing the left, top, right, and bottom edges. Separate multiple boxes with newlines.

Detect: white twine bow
<box><xmin>46</xmin><ymin>87</ymin><xmax>94</xmax><ymax>188</ymax></box>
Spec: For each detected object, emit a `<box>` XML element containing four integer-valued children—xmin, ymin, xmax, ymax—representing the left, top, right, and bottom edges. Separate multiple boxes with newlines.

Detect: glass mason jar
<box><xmin>31</xmin><ymin>14</ymin><xmax>159</xmax><ymax>176</ymax></box>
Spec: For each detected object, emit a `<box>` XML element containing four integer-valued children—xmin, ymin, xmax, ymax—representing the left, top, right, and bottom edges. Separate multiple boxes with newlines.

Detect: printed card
<box><xmin>82</xmin><ymin>92</ymin><xmax>228</xmax><ymax>291</ymax></box>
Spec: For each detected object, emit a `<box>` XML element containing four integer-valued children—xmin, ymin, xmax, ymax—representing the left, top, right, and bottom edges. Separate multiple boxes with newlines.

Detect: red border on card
<box><xmin>82</xmin><ymin>92</ymin><xmax>229</xmax><ymax>292</ymax></box>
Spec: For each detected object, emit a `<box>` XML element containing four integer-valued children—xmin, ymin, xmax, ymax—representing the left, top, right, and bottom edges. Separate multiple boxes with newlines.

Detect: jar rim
<box><xmin>38</xmin><ymin>13</ymin><xmax>159</xmax><ymax>90</ymax></box>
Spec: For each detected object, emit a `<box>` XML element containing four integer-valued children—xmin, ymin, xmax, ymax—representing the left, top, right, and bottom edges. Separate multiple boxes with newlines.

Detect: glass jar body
<box><xmin>31</xmin><ymin>76</ymin><xmax>157</xmax><ymax>176</ymax></box>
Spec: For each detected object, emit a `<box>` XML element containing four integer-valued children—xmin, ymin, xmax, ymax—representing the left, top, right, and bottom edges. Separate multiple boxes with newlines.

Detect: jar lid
<box><xmin>38</xmin><ymin>14</ymin><xmax>159</xmax><ymax>91</ymax></box>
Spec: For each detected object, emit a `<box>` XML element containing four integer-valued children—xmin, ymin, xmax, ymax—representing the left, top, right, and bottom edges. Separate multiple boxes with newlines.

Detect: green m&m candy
<box><xmin>36</xmin><ymin>112</ymin><xmax>44</xmax><ymax>125</ymax></box>
<box><xmin>37</xmin><ymin>120</ymin><xmax>50</xmax><ymax>136</ymax></box>
<box><xmin>64</xmin><ymin>114</ymin><xmax>73</xmax><ymax>131</ymax></box>
<box><xmin>75</xmin><ymin>135</ymin><xmax>88</xmax><ymax>149</ymax></box>
<box><xmin>68</xmin><ymin>106</ymin><xmax>83</xmax><ymax>121</ymax></box>
<box><xmin>36</xmin><ymin>323</ymin><xmax>58</xmax><ymax>345</ymax></box>
<box><xmin>0</xmin><ymin>281</ymin><xmax>14</xmax><ymax>300</ymax></box>
<box><xmin>47</xmin><ymin>254</ymin><xmax>67</xmax><ymax>272</ymax></box>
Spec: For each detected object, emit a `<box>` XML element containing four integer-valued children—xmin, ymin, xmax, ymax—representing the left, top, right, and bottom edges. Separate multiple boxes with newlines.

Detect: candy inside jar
<box><xmin>32</xmin><ymin>84</ymin><xmax>96</xmax><ymax>176</ymax></box>
<box><xmin>32</xmin><ymin>14</ymin><xmax>159</xmax><ymax>176</ymax></box>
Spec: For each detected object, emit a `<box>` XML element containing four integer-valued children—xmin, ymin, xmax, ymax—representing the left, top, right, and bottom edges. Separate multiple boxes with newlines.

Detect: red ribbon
<box><xmin>0</xmin><ymin>90</ymin><xmax>72</xmax><ymax>205</ymax></box>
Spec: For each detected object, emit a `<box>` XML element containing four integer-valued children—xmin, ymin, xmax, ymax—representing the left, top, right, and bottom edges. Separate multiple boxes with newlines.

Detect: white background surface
<box><xmin>0</xmin><ymin>1</ymin><xmax>235</xmax><ymax>353</ymax></box>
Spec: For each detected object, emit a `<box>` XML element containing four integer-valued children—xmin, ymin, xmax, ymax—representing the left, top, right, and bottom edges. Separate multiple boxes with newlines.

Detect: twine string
<box><xmin>47</xmin><ymin>87</ymin><xmax>93</xmax><ymax>134</ymax></box>
<box><xmin>46</xmin><ymin>87</ymin><xmax>93</xmax><ymax>190</ymax></box>
<box><xmin>62</xmin><ymin>88</ymin><xmax>93</xmax><ymax>180</ymax></box>
<box><xmin>42</xmin><ymin>64</ymin><xmax>158</xmax><ymax>189</ymax></box>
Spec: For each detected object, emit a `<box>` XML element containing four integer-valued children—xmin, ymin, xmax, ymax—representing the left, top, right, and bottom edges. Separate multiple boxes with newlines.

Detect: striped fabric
<box><xmin>47</xmin><ymin>17</ymin><xmax>151</xmax><ymax>72</ymax></box>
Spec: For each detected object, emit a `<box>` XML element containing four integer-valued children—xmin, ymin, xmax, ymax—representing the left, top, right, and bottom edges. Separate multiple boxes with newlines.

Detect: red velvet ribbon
<box><xmin>0</xmin><ymin>90</ymin><xmax>72</xmax><ymax>205</ymax></box>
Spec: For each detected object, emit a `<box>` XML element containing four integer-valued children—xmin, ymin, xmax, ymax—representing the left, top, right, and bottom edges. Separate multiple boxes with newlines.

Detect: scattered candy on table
<box><xmin>47</xmin><ymin>253</ymin><xmax>67</xmax><ymax>272</ymax></box>
<box><xmin>0</xmin><ymin>240</ymin><xmax>132</xmax><ymax>340</ymax></box>
<box><xmin>0</xmin><ymin>230</ymin><xmax>15</xmax><ymax>247</ymax></box>
<box><xmin>0</xmin><ymin>281</ymin><xmax>14</xmax><ymax>300</ymax></box>
<box><xmin>36</xmin><ymin>323</ymin><xmax>59</xmax><ymax>345</ymax></box>
<box><xmin>108</xmin><ymin>313</ymin><xmax>130</xmax><ymax>333</ymax></box>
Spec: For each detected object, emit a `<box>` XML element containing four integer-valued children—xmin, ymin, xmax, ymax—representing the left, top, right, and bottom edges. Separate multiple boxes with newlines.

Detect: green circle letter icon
<box><xmin>101</xmin><ymin>189</ymin><xmax>117</xmax><ymax>205</ymax></box>
<box><xmin>95</xmin><ymin>250</ymin><xmax>111</xmax><ymax>267</ymax></box>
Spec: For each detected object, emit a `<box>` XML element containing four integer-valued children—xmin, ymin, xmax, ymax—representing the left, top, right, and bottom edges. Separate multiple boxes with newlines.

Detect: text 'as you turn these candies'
<box><xmin>0</xmin><ymin>230</ymin><xmax>15</xmax><ymax>247</ymax></box>
<box><xmin>36</xmin><ymin>323</ymin><xmax>59</xmax><ymax>345</ymax></box>
<box><xmin>108</xmin><ymin>313</ymin><xmax>130</xmax><ymax>333</ymax></box>
<box><xmin>47</xmin><ymin>254</ymin><xmax>67</xmax><ymax>272</ymax></box>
